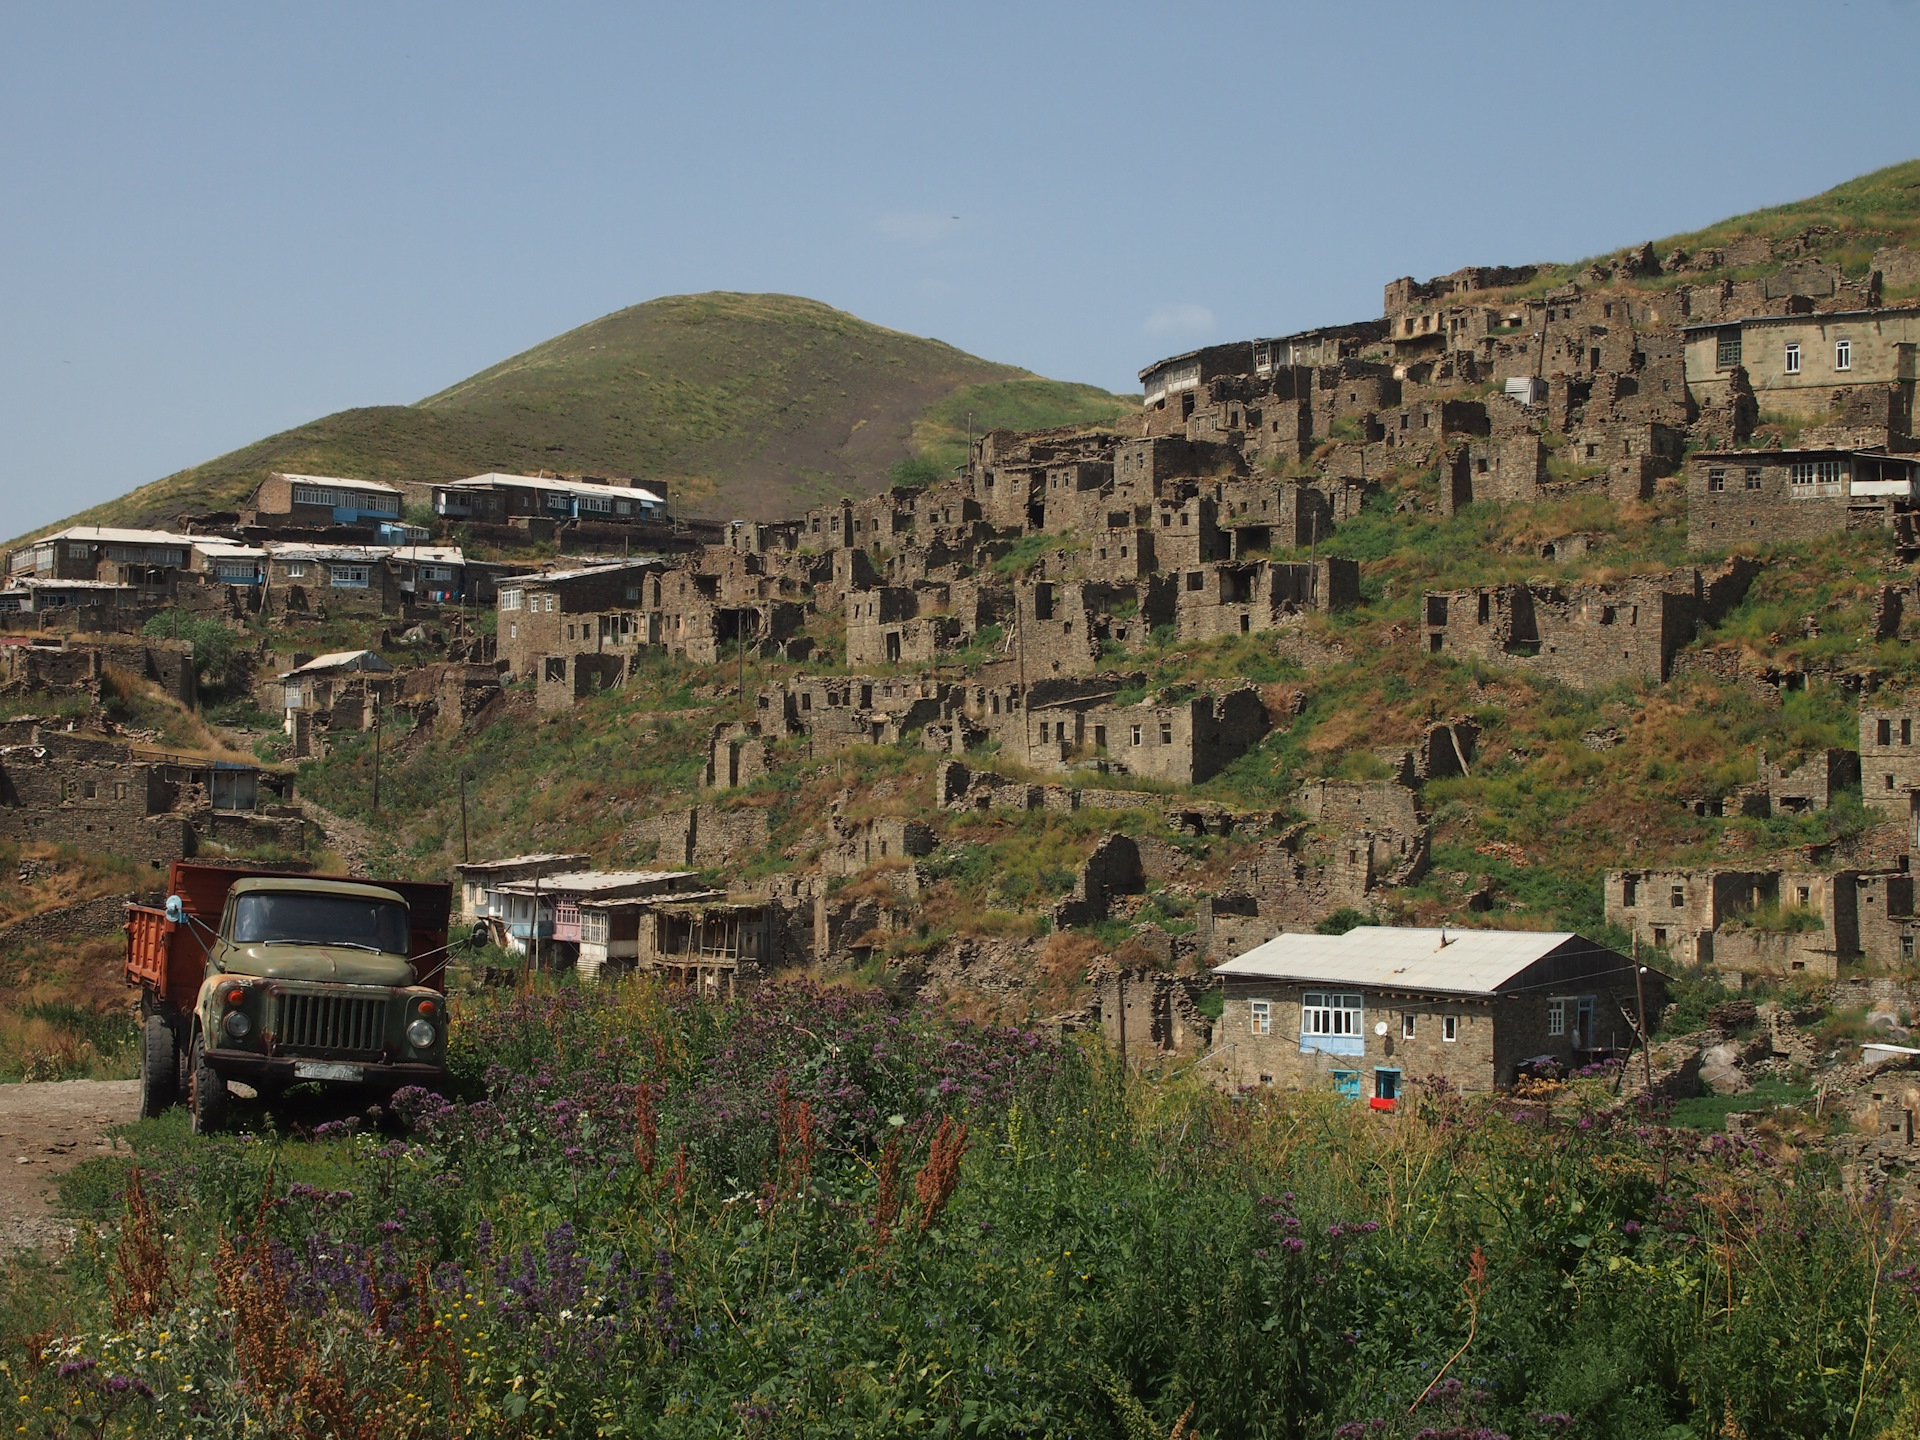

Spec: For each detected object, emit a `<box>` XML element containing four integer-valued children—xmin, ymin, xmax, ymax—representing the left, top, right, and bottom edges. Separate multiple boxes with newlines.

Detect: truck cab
<box><xmin>127</xmin><ymin>863</ymin><xmax>453</xmax><ymax>1133</ymax></box>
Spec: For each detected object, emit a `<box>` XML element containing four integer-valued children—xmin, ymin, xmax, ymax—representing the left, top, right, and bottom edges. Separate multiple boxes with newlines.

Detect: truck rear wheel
<box><xmin>139</xmin><ymin>1016</ymin><xmax>177</xmax><ymax>1119</ymax></box>
<box><xmin>188</xmin><ymin>1033</ymin><xmax>228</xmax><ymax>1135</ymax></box>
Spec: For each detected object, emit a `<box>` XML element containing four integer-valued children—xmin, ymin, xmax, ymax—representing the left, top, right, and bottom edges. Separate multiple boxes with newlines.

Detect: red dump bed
<box><xmin>126</xmin><ymin>861</ymin><xmax>453</xmax><ymax>1013</ymax></box>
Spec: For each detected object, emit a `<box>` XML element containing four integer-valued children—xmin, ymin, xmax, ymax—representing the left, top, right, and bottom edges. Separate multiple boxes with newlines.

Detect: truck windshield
<box><xmin>231</xmin><ymin>893</ymin><xmax>411</xmax><ymax>956</ymax></box>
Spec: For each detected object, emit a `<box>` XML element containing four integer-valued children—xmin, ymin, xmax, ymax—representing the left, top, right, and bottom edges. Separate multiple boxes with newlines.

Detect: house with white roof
<box><xmin>250</xmin><ymin>473</ymin><xmax>404</xmax><ymax>528</ymax></box>
<box><xmin>1210</xmin><ymin>926</ymin><xmax>1660</xmax><ymax>1101</ymax></box>
<box><xmin>190</xmin><ymin>541</ymin><xmax>268</xmax><ymax>586</ymax></box>
<box><xmin>9</xmin><ymin>527</ymin><xmax>198</xmax><ymax>588</ymax></box>
<box><xmin>432</xmin><ymin>472</ymin><xmax>666</xmax><ymax>527</ymax></box>
<box><xmin>484</xmin><ymin>868</ymin><xmax>708</xmax><ymax>965</ymax></box>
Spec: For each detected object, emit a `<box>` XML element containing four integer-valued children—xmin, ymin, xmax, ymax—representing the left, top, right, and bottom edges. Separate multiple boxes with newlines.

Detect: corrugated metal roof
<box><xmin>454</xmin><ymin>853</ymin><xmax>590</xmax><ymax>875</ymax></box>
<box><xmin>494</xmin><ymin>869</ymin><xmax>696</xmax><ymax>894</ymax></box>
<box><xmin>284</xmin><ymin>650</ymin><xmax>394</xmax><ymax>676</ymax></box>
<box><xmin>1214</xmin><ymin>926</ymin><xmax>1606</xmax><ymax>996</ymax></box>
<box><xmin>497</xmin><ymin>558</ymin><xmax>665</xmax><ymax>586</ymax></box>
<box><xmin>271</xmin><ymin>473</ymin><xmax>403</xmax><ymax>495</ymax></box>
<box><xmin>31</xmin><ymin>526</ymin><xmax>198</xmax><ymax>547</ymax></box>
<box><xmin>444</xmin><ymin>473</ymin><xmax>666</xmax><ymax>505</ymax></box>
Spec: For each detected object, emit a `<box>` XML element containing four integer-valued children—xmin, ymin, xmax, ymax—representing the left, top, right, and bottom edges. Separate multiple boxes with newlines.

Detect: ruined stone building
<box><xmin>1421</xmin><ymin>561</ymin><xmax>1757</xmax><ymax>688</ymax></box>
<box><xmin>1861</xmin><ymin>705</ymin><xmax>1920</xmax><ymax>822</ymax></box>
<box><xmin>0</xmin><ymin>728</ymin><xmax>301</xmax><ymax>868</ymax></box>
<box><xmin>1604</xmin><ymin>863</ymin><xmax>1920</xmax><ymax>979</ymax></box>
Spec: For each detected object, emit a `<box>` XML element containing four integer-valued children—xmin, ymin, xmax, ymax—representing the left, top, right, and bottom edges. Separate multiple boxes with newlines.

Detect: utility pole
<box><xmin>530</xmin><ymin>864</ymin><xmax>543</xmax><ymax>975</ymax></box>
<box><xmin>370</xmin><ymin>692</ymin><xmax>381</xmax><ymax>816</ymax></box>
<box><xmin>1635</xmin><ymin>959</ymin><xmax>1654</xmax><ymax>1104</ymax></box>
<box><xmin>1115</xmin><ymin>971</ymin><xmax>1127</xmax><ymax>1070</ymax></box>
<box><xmin>459</xmin><ymin>771</ymin><xmax>470</xmax><ymax>864</ymax></box>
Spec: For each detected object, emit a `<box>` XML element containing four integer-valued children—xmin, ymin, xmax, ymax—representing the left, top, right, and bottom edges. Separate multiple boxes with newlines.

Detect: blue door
<box><xmin>1332</xmin><ymin>1070</ymin><xmax>1362</xmax><ymax>1100</ymax></box>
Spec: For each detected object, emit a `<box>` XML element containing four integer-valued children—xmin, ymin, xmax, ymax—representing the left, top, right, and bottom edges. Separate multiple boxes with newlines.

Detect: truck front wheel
<box><xmin>188</xmin><ymin>1033</ymin><xmax>228</xmax><ymax>1135</ymax></box>
<box><xmin>139</xmin><ymin>1016</ymin><xmax>177</xmax><ymax>1119</ymax></box>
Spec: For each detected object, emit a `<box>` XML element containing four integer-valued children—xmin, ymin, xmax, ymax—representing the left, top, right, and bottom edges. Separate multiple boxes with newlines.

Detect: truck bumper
<box><xmin>205</xmin><ymin>1051</ymin><xmax>446</xmax><ymax>1091</ymax></box>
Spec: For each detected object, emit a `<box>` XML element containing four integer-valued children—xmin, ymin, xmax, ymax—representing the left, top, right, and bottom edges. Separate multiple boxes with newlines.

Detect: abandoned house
<box><xmin>1604</xmin><ymin>866</ymin><xmax>1872</xmax><ymax>978</ymax></box>
<box><xmin>1861</xmin><ymin>705</ymin><xmax>1920</xmax><ymax>825</ymax></box>
<box><xmin>1421</xmin><ymin>562</ymin><xmax>1755</xmax><ymax>688</ymax></box>
<box><xmin>1210</xmin><ymin>926</ymin><xmax>1656</xmax><ymax>1097</ymax></box>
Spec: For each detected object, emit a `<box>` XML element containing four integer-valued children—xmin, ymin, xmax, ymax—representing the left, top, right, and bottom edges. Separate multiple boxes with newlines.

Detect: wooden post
<box><xmin>1635</xmin><ymin>961</ymin><xmax>1654</xmax><ymax>1104</ymax></box>
<box><xmin>371</xmin><ymin>693</ymin><xmax>381</xmax><ymax>816</ymax></box>
<box><xmin>459</xmin><ymin>771</ymin><xmax>469</xmax><ymax>864</ymax></box>
<box><xmin>1116</xmin><ymin>972</ymin><xmax>1127</xmax><ymax>1069</ymax></box>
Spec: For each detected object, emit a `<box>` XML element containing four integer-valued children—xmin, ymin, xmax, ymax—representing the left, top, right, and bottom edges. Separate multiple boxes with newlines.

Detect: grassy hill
<box><xmin>17</xmin><ymin>293</ymin><xmax>1135</xmax><ymax>541</ymax></box>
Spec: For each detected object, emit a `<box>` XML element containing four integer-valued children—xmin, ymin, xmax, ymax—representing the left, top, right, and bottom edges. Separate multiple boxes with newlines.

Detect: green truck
<box><xmin>126</xmin><ymin>862</ymin><xmax>454</xmax><ymax>1133</ymax></box>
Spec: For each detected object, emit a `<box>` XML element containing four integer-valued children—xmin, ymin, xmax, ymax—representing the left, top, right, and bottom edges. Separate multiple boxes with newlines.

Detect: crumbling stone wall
<box><xmin>636</xmin><ymin>803</ymin><xmax>772</xmax><ymax>870</ymax></box>
<box><xmin>1861</xmin><ymin>706</ymin><xmax>1920</xmax><ymax>817</ymax></box>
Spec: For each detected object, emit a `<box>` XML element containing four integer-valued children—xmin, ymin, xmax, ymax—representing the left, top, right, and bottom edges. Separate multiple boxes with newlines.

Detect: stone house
<box><xmin>1017</xmin><ymin>687</ymin><xmax>1270</xmax><ymax>785</ymax></box>
<box><xmin>1210</xmin><ymin>926</ymin><xmax>1656</xmax><ymax>1097</ymax></box>
<box><xmin>0</xmin><ymin>729</ymin><xmax>296</xmax><ymax>869</ymax></box>
<box><xmin>1760</xmin><ymin>748</ymin><xmax>1859</xmax><ymax>814</ymax></box>
<box><xmin>1683</xmin><ymin>308</ymin><xmax>1920</xmax><ymax>421</ymax></box>
<box><xmin>496</xmin><ymin>560</ymin><xmax>665</xmax><ymax>678</ymax></box>
<box><xmin>1095</xmin><ymin>969</ymin><xmax>1216</xmax><ymax>1067</ymax></box>
<box><xmin>9</xmin><ymin>527</ymin><xmax>194</xmax><ymax>594</ymax></box>
<box><xmin>1171</xmin><ymin>557</ymin><xmax>1358</xmax><ymax>639</ymax></box>
<box><xmin>1605</xmin><ymin>866</ymin><xmax>1860</xmax><ymax>977</ymax></box>
<box><xmin>1861</xmin><ymin>704</ymin><xmax>1920</xmax><ymax>823</ymax></box>
<box><xmin>248</xmin><ymin>473</ymin><xmax>403</xmax><ymax>529</ymax></box>
<box><xmin>432</xmin><ymin>472</ymin><xmax>665</xmax><ymax>527</ymax></box>
<box><xmin>1421</xmin><ymin>563</ymin><xmax>1755</xmax><ymax>688</ymax></box>
<box><xmin>1686</xmin><ymin>449</ymin><xmax>1920</xmax><ymax>554</ymax></box>
<box><xmin>844</xmin><ymin>586</ymin><xmax>965</xmax><ymax>667</ymax></box>
<box><xmin>262</xmin><ymin>543</ymin><xmax>407</xmax><ymax>615</ymax></box>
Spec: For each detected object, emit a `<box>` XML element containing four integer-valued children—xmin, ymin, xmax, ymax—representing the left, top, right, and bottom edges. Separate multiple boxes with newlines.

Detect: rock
<box><xmin>1699</xmin><ymin>1042</ymin><xmax>1752</xmax><ymax>1095</ymax></box>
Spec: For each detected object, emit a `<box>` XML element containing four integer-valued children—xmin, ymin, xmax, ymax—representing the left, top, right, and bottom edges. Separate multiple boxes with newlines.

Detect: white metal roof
<box><xmin>494</xmin><ymin>869</ymin><xmax>697</xmax><ymax>895</ymax></box>
<box><xmin>389</xmin><ymin>546</ymin><xmax>465</xmax><ymax>565</ymax></box>
<box><xmin>192</xmin><ymin>542</ymin><xmax>268</xmax><ymax>559</ymax></box>
<box><xmin>283</xmin><ymin>650</ymin><xmax>394</xmax><ymax>677</ymax></box>
<box><xmin>1214</xmin><ymin>926</ymin><xmax>1607</xmax><ymax>996</ymax></box>
<box><xmin>264</xmin><ymin>542</ymin><xmax>395</xmax><ymax>563</ymax></box>
<box><xmin>497</xmin><ymin>558</ymin><xmax>665</xmax><ymax>586</ymax></box>
<box><xmin>454</xmin><ymin>852</ymin><xmax>591</xmax><ymax>875</ymax></box>
<box><xmin>443</xmin><ymin>472</ymin><xmax>665</xmax><ymax>505</ymax></box>
<box><xmin>271</xmin><ymin>473</ymin><xmax>404</xmax><ymax>495</ymax></box>
<box><xmin>8</xmin><ymin>578</ymin><xmax>140</xmax><ymax>590</ymax></box>
<box><xmin>28</xmin><ymin>526</ymin><xmax>198</xmax><ymax>547</ymax></box>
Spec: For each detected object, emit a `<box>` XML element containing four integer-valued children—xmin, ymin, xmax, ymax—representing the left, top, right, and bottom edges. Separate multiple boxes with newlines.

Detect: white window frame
<box><xmin>293</xmin><ymin>485</ymin><xmax>337</xmax><ymax>508</ymax></box>
<box><xmin>1547</xmin><ymin>999</ymin><xmax>1567</xmax><ymax>1037</ymax></box>
<box><xmin>1301</xmin><ymin>992</ymin><xmax>1363</xmax><ymax>1039</ymax></box>
<box><xmin>1249</xmin><ymin>999</ymin><xmax>1272</xmax><ymax>1036</ymax></box>
<box><xmin>282</xmin><ymin>562</ymin><xmax>307</xmax><ymax>579</ymax></box>
<box><xmin>330</xmin><ymin>564</ymin><xmax>370</xmax><ymax>588</ymax></box>
<box><xmin>1401</xmin><ymin>1012</ymin><xmax>1415</xmax><ymax>1039</ymax></box>
<box><xmin>1788</xmin><ymin>460</ymin><xmax>1848</xmax><ymax>496</ymax></box>
<box><xmin>1835</xmin><ymin>338</ymin><xmax>1852</xmax><ymax>372</ymax></box>
<box><xmin>1442</xmin><ymin>1015</ymin><xmax>1458</xmax><ymax>1042</ymax></box>
<box><xmin>1130</xmin><ymin>725</ymin><xmax>1143</xmax><ymax>746</ymax></box>
<box><xmin>1784</xmin><ymin>342</ymin><xmax>1800</xmax><ymax>375</ymax></box>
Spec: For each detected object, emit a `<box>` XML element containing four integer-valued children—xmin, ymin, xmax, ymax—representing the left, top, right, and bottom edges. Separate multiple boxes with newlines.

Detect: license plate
<box><xmin>294</xmin><ymin>1061</ymin><xmax>364</xmax><ymax>1082</ymax></box>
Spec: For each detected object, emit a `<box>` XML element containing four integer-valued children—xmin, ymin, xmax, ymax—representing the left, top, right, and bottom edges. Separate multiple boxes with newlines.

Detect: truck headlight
<box><xmin>223</xmin><ymin>1011</ymin><xmax>252</xmax><ymax>1039</ymax></box>
<box><xmin>406</xmin><ymin>1018</ymin><xmax>437</xmax><ymax>1049</ymax></box>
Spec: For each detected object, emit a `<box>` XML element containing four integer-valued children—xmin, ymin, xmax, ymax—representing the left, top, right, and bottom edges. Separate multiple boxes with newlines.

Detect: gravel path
<box><xmin>0</xmin><ymin>1079</ymin><xmax>137</xmax><ymax>1253</ymax></box>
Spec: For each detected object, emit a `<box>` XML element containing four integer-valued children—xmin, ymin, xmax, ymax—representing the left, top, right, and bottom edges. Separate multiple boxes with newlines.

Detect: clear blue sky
<box><xmin>3</xmin><ymin>1</ymin><xmax>1918</xmax><ymax>533</ymax></box>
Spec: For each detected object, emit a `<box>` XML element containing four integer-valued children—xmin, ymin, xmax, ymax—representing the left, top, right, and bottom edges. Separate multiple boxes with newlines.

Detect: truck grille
<box><xmin>276</xmin><ymin>993</ymin><xmax>385</xmax><ymax>1056</ymax></box>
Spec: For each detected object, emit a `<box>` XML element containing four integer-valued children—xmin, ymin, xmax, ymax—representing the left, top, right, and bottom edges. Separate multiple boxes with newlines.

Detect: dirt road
<box><xmin>0</xmin><ymin>1079</ymin><xmax>137</xmax><ymax>1253</ymax></box>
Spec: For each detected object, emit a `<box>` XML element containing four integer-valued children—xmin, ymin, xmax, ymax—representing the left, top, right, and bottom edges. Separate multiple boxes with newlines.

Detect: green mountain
<box><xmin>22</xmin><ymin>293</ymin><xmax>1135</xmax><ymax>538</ymax></box>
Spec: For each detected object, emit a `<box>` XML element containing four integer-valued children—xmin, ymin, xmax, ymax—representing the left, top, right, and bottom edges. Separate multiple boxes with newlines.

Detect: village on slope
<box><xmin>1</xmin><ymin>221</ymin><xmax>1918</xmax><ymax>1193</ymax></box>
